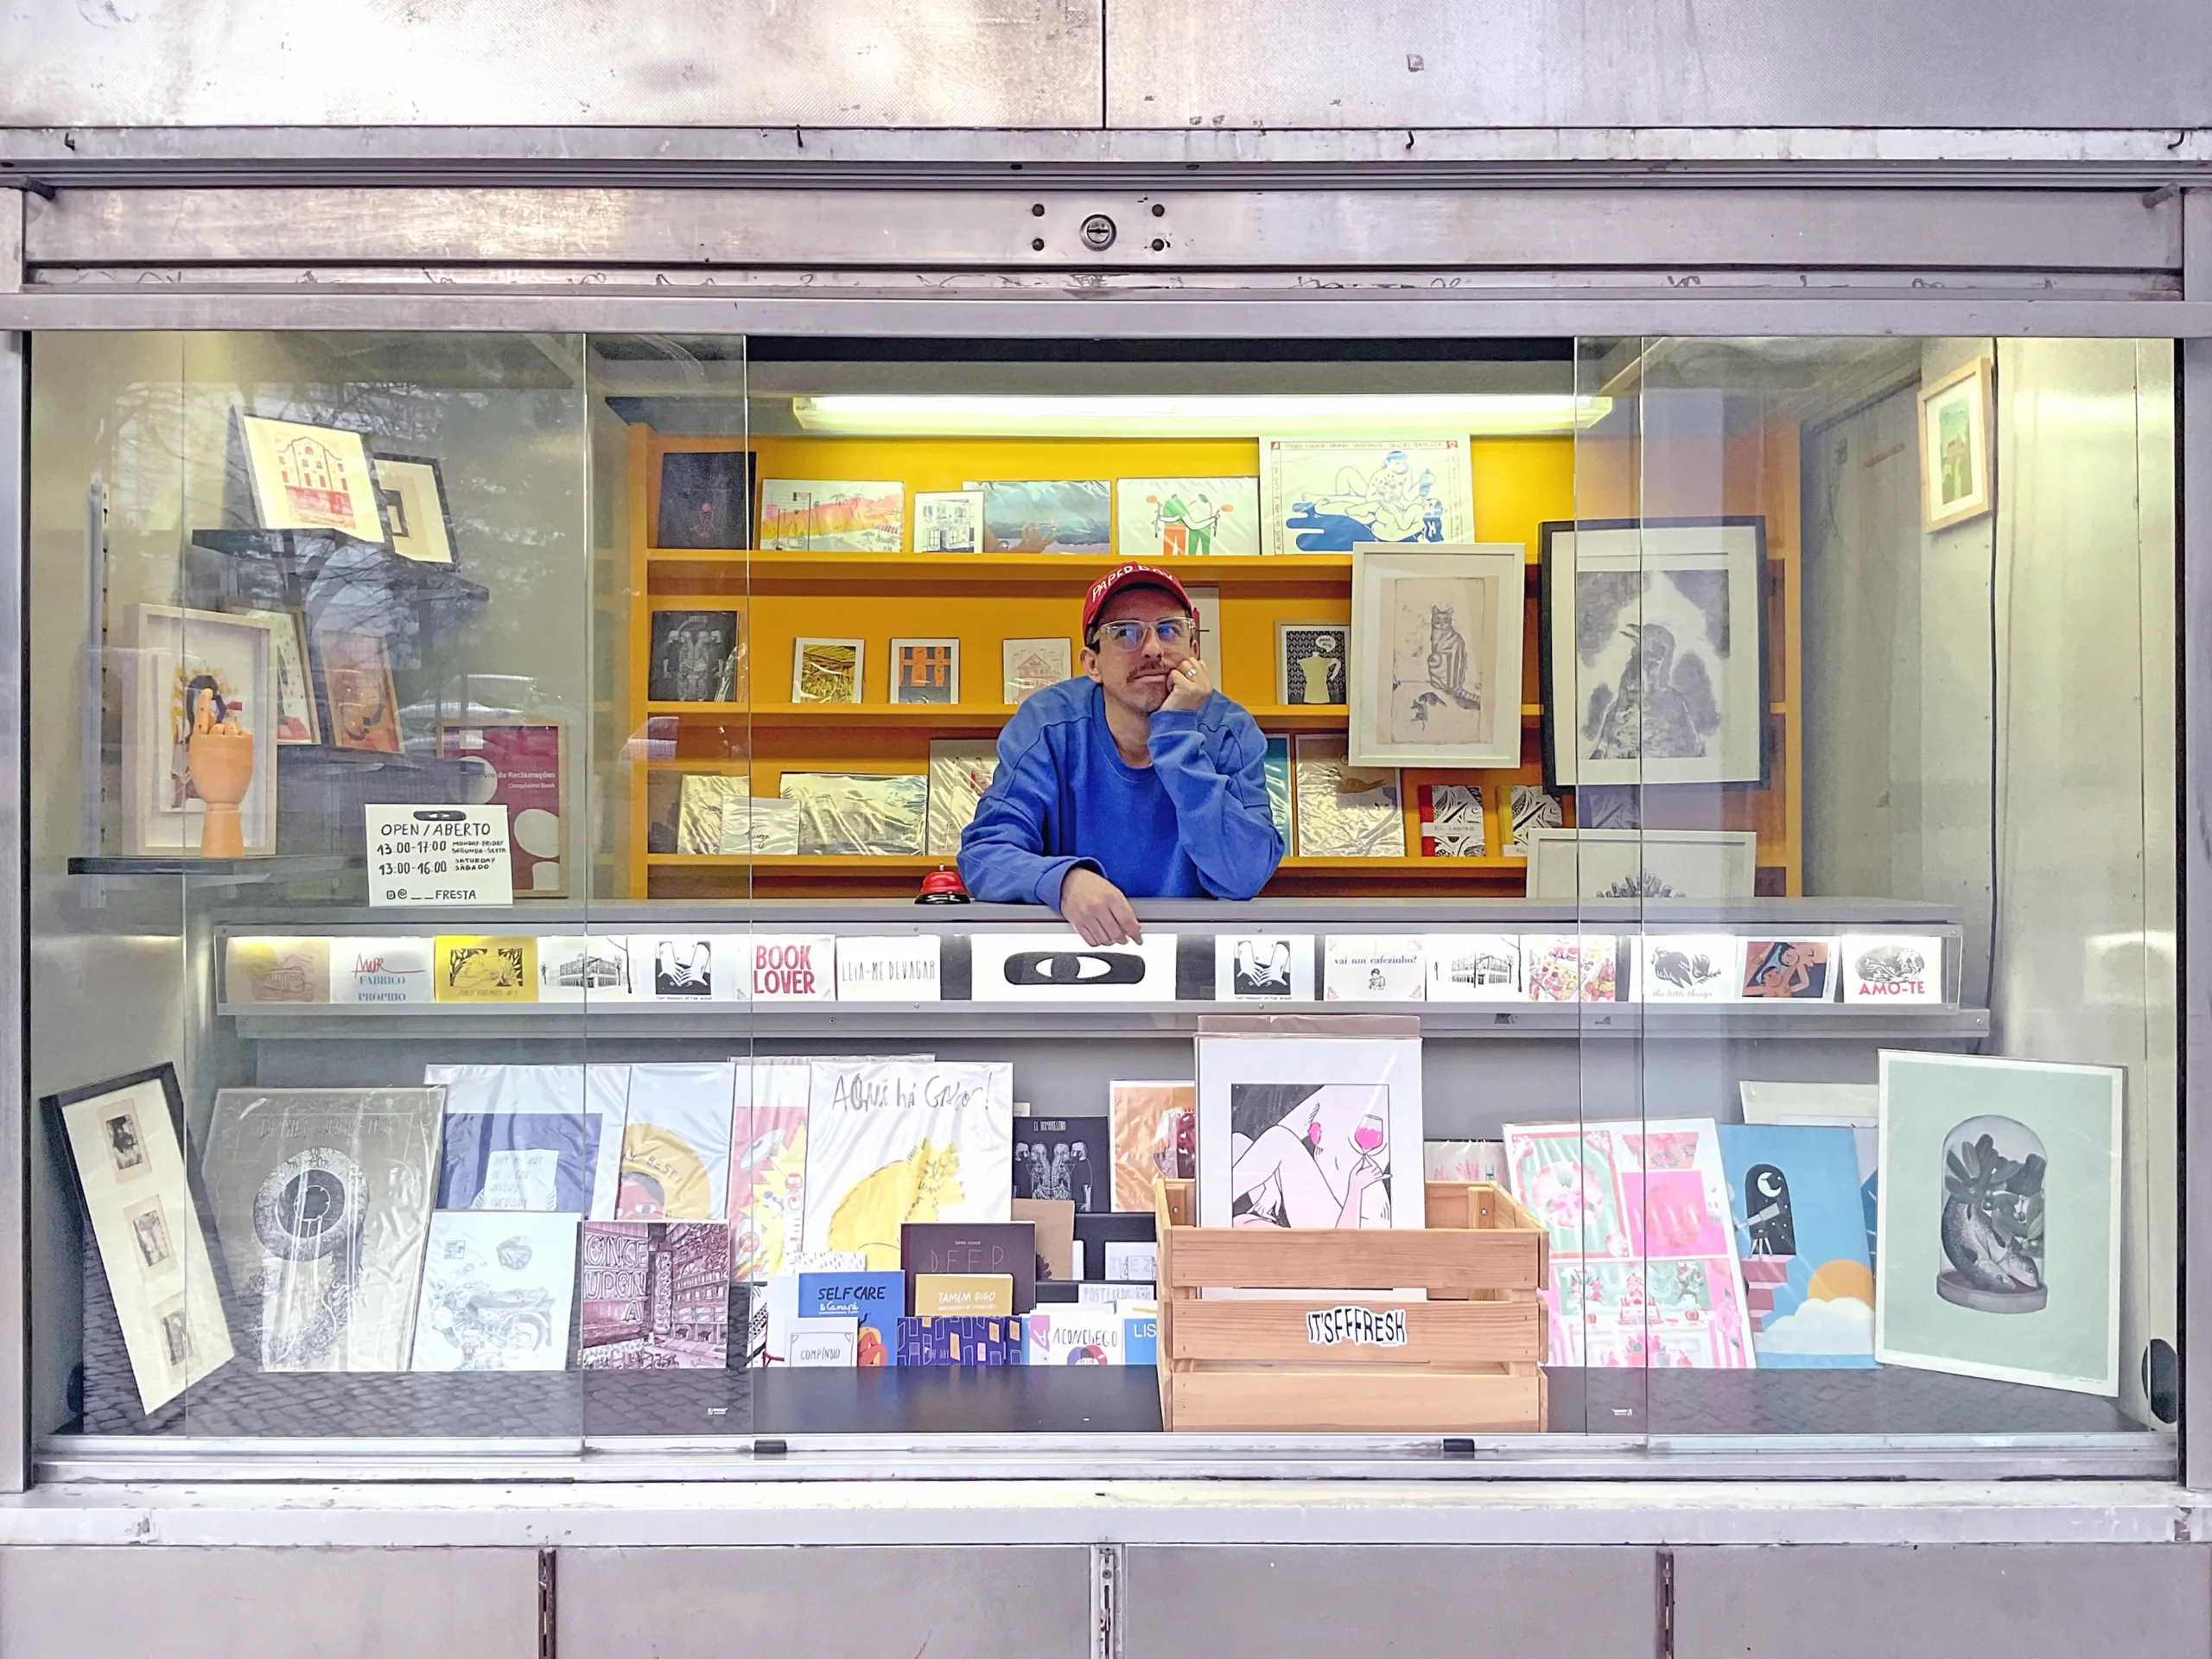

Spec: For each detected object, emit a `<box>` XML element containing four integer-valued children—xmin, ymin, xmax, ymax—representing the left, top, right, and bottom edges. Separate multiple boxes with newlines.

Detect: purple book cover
<box><xmin>579</xmin><ymin>1220</ymin><xmax>731</xmax><ymax>1368</ymax></box>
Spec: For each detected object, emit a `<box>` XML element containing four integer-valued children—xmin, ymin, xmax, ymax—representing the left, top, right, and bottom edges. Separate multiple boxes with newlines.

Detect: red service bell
<box><xmin>917</xmin><ymin>866</ymin><xmax>971</xmax><ymax>904</ymax></box>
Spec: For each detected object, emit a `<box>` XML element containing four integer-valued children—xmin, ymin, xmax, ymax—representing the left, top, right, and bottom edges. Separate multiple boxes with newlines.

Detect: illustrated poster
<box><xmin>799</xmin><ymin>1060</ymin><xmax>1014</xmax><ymax>1270</ymax></box>
<box><xmin>617</xmin><ymin>1062</ymin><xmax>737</xmax><ymax>1222</ymax></box>
<box><xmin>410</xmin><ymin>1211</ymin><xmax>579</xmax><ymax>1372</ymax></box>
<box><xmin>1195</xmin><ymin>1034</ymin><xmax>1424</xmax><ymax>1231</ymax></box>
<box><xmin>425</xmin><ymin>1062</ymin><xmax>628</xmax><ymax>1219</ymax></box>
<box><xmin>1717</xmin><ymin>1124</ymin><xmax>1877</xmax><ymax>1368</ymax></box>
<box><xmin>1503</xmin><ymin>1116</ymin><xmax>1756</xmax><ymax>1370</ymax></box>
<box><xmin>580</xmin><ymin>1220</ymin><xmax>732</xmax><ymax>1368</ymax></box>
<box><xmin>200</xmin><ymin>1087</ymin><xmax>443</xmax><ymax>1372</ymax></box>
<box><xmin>1109</xmin><ymin>1081</ymin><xmax>1196</xmax><ymax>1213</ymax></box>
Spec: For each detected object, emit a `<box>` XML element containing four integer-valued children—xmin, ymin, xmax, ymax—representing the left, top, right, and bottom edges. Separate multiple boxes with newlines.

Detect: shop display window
<box><xmin>23</xmin><ymin>332</ymin><xmax>2177</xmax><ymax>1472</ymax></box>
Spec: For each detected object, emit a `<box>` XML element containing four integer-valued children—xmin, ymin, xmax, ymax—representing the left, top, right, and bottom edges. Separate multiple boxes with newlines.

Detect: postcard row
<box><xmin>223</xmin><ymin>929</ymin><xmax>1951</xmax><ymax>1008</ymax></box>
<box><xmin>653</xmin><ymin>443</ymin><xmax>1478</xmax><ymax>559</ymax></box>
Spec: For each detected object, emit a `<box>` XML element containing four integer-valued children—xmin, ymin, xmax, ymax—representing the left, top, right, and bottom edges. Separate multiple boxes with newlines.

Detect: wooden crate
<box><xmin>1153</xmin><ymin>1178</ymin><xmax>1550</xmax><ymax>1433</ymax></box>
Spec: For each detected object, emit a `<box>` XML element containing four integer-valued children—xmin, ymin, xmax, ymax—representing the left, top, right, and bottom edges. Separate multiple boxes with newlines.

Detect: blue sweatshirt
<box><xmin>957</xmin><ymin>678</ymin><xmax>1284</xmax><ymax>905</ymax></box>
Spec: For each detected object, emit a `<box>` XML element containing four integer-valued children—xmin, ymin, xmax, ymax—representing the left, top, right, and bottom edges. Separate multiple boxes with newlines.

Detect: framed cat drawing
<box><xmin>1348</xmin><ymin>542</ymin><xmax>1526</xmax><ymax>769</ymax></box>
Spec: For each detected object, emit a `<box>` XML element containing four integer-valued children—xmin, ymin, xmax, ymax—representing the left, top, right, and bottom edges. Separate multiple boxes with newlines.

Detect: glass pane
<box><xmin>27</xmin><ymin>326</ymin><xmax>2174</xmax><ymax>1474</ymax></box>
<box><xmin>29</xmin><ymin>331</ymin><xmax>593</xmax><ymax>1445</ymax></box>
<box><xmin>1585</xmin><ymin>336</ymin><xmax>2176</xmax><ymax>1452</ymax></box>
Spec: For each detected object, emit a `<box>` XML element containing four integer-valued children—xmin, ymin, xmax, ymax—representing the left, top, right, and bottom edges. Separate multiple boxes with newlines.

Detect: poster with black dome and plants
<box><xmin>1874</xmin><ymin>1051</ymin><xmax>2122</xmax><ymax>1395</ymax></box>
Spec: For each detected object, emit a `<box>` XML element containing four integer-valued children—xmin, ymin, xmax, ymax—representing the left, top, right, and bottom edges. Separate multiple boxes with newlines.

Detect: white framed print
<box><xmin>1541</xmin><ymin>518</ymin><xmax>1770</xmax><ymax>788</ymax></box>
<box><xmin>119</xmin><ymin>605</ymin><xmax>279</xmax><ymax>856</ymax></box>
<box><xmin>1875</xmin><ymin>1050</ymin><xmax>2121</xmax><ymax>1395</ymax></box>
<box><xmin>1917</xmin><ymin>357</ymin><xmax>1994</xmax><ymax>532</ymax></box>
<box><xmin>1524</xmin><ymin>827</ymin><xmax>1758</xmax><ymax>901</ymax></box>
<box><xmin>1349</xmin><ymin>540</ymin><xmax>1525</xmax><ymax>768</ymax></box>
<box><xmin>238</xmin><ymin>414</ymin><xmax>387</xmax><ymax>543</ymax></box>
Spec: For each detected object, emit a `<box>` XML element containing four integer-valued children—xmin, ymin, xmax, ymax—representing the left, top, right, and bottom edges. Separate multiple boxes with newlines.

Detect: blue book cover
<box><xmin>1262</xmin><ymin>736</ymin><xmax>1291</xmax><ymax>843</ymax></box>
<box><xmin>1718</xmin><ymin>1124</ymin><xmax>1878</xmax><ymax>1369</ymax></box>
<box><xmin>437</xmin><ymin>1112</ymin><xmax>601</xmax><ymax>1214</ymax></box>
<box><xmin>799</xmin><ymin>1270</ymin><xmax>904</xmax><ymax>1368</ymax></box>
<box><xmin>895</xmin><ymin>1315</ymin><xmax>1014</xmax><ymax>1366</ymax></box>
<box><xmin>1122</xmin><ymin>1309</ymin><xmax>1159</xmax><ymax>1366</ymax></box>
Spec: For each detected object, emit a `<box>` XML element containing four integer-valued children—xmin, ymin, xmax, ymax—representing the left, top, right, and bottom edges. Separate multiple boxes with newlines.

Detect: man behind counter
<box><xmin>957</xmin><ymin>563</ymin><xmax>1284</xmax><ymax>944</ymax></box>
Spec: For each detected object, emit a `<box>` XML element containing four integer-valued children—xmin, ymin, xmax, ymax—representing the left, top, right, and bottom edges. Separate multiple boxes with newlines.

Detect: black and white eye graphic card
<box><xmin>968</xmin><ymin>931</ymin><xmax>1179</xmax><ymax>1002</ymax></box>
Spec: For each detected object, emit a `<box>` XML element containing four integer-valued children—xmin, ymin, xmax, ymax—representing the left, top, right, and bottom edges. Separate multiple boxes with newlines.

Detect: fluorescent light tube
<box><xmin>789</xmin><ymin>394</ymin><xmax>1608</xmax><ymax>438</ymax></box>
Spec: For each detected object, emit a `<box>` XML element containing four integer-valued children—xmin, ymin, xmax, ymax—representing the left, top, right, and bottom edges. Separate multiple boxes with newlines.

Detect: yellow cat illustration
<box><xmin>827</xmin><ymin>1141</ymin><xmax>967</xmax><ymax>1269</ymax></box>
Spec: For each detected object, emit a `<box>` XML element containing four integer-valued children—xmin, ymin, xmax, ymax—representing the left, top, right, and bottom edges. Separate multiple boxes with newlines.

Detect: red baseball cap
<box><xmin>1081</xmin><ymin>563</ymin><xmax>1198</xmax><ymax>636</ymax></box>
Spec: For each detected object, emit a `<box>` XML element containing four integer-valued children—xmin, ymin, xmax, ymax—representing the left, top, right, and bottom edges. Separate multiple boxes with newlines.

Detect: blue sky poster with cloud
<box><xmin>1718</xmin><ymin>1124</ymin><xmax>1877</xmax><ymax>1368</ymax></box>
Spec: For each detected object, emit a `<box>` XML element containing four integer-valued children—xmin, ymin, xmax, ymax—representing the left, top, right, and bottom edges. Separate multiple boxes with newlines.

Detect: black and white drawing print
<box><xmin>1233</xmin><ymin>938</ymin><xmax>1297</xmax><ymax>997</ymax></box>
<box><xmin>1014</xmin><ymin>1116</ymin><xmax>1107</xmax><ymax>1211</ymax></box>
<box><xmin>1426</xmin><ymin>933</ymin><xmax>1523</xmax><ymax>1001</ymax></box>
<box><xmin>652</xmin><ymin>940</ymin><xmax>715</xmax><ymax>998</ymax></box>
<box><xmin>647</xmin><ymin>610</ymin><xmax>742</xmax><ymax>703</ymax></box>
<box><xmin>126</xmin><ymin>1197</ymin><xmax>174</xmax><ymax>1272</ymax></box>
<box><xmin>1544</xmin><ymin>521</ymin><xmax>1768</xmax><ymax>787</ymax></box>
<box><xmin>1508</xmin><ymin>784</ymin><xmax>1563</xmax><ymax>856</ymax></box>
<box><xmin>1576</xmin><ymin>785</ymin><xmax>1643</xmax><ymax>830</ymax></box>
<box><xmin>1419</xmin><ymin>783</ymin><xmax>1486</xmax><ymax>857</ymax></box>
<box><xmin>1382</xmin><ymin>575</ymin><xmax>1497</xmax><ymax>748</ymax></box>
<box><xmin>104</xmin><ymin>1108</ymin><xmax>147</xmax><ymax>1176</ymax></box>
<box><xmin>1574</xmin><ymin>568</ymin><xmax>1727</xmax><ymax>762</ymax></box>
<box><xmin>156</xmin><ymin>1299</ymin><xmax>194</xmax><ymax>1370</ymax></box>
<box><xmin>1276</xmin><ymin>623</ymin><xmax>1348</xmax><ymax>706</ymax></box>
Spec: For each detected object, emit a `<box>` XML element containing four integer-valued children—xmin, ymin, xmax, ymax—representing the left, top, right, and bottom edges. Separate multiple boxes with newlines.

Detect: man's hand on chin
<box><xmin>1159</xmin><ymin>655</ymin><xmax>1213</xmax><ymax>715</ymax></box>
<box><xmin>1058</xmin><ymin>867</ymin><xmax>1143</xmax><ymax>946</ymax></box>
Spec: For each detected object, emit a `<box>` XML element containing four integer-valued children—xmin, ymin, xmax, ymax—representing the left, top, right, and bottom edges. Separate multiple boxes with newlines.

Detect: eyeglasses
<box><xmin>1094</xmin><ymin>617</ymin><xmax>1196</xmax><ymax>651</ymax></box>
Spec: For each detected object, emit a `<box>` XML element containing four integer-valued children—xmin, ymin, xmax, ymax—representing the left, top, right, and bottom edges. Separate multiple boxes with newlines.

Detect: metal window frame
<box><xmin>2</xmin><ymin>175</ymin><xmax>2204</xmax><ymax>1497</ymax></box>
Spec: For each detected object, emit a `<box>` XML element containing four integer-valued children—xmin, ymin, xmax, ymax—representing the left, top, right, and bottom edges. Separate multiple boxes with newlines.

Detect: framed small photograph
<box><xmin>217</xmin><ymin>600</ymin><xmax>321</xmax><ymax>745</ymax></box>
<box><xmin>655</xmin><ymin>448</ymin><xmax>754</xmax><ymax>550</ymax></box>
<box><xmin>1275</xmin><ymin>621</ymin><xmax>1348</xmax><ymax>707</ymax></box>
<box><xmin>369</xmin><ymin>454</ymin><xmax>457</xmax><ymax>566</ymax></box>
<box><xmin>1002</xmin><ymin>637</ymin><xmax>1072</xmax><ymax>704</ymax></box>
<box><xmin>120</xmin><ymin>604</ymin><xmax>279</xmax><ymax>855</ymax></box>
<box><xmin>647</xmin><ymin>607</ymin><xmax>744</xmax><ymax>703</ymax></box>
<box><xmin>45</xmin><ymin>1064</ymin><xmax>234</xmax><ymax>1414</ymax></box>
<box><xmin>792</xmin><ymin>637</ymin><xmax>866</xmax><ymax>704</ymax></box>
<box><xmin>238</xmin><ymin>414</ymin><xmax>387</xmax><ymax>543</ymax></box>
<box><xmin>438</xmin><ymin>720</ymin><xmax>567</xmax><ymax>897</ymax></box>
<box><xmin>315</xmin><ymin>627</ymin><xmax>403</xmax><ymax>753</ymax></box>
<box><xmin>914</xmin><ymin>490</ymin><xmax>985</xmax><ymax>553</ymax></box>
<box><xmin>1351</xmin><ymin>540</ymin><xmax>1525</xmax><ymax>769</ymax></box>
<box><xmin>1918</xmin><ymin>357</ymin><xmax>1994</xmax><ymax>531</ymax></box>
<box><xmin>891</xmin><ymin>638</ymin><xmax>960</xmax><ymax>705</ymax></box>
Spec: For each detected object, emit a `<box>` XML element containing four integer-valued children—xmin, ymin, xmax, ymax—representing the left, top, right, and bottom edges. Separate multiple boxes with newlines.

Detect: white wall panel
<box><xmin>0</xmin><ymin>0</ymin><xmax>1103</xmax><ymax>129</ymax></box>
<box><xmin>0</xmin><ymin>1546</ymin><xmax>542</xmax><ymax>1658</ymax></box>
<box><xmin>1123</xmin><ymin>1545</ymin><xmax>1656</xmax><ymax>1656</ymax></box>
<box><xmin>1106</xmin><ymin>0</ymin><xmax>2212</xmax><ymax>130</ymax></box>
<box><xmin>1675</xmin><ymin>1543</ymin><xmax>2212</xmax><ymax>1658</ymax></box>
<box><xmin>557</xmin><ymin>1545</ymin><xmax>1090</xmax><ymax>1659</ymax></box>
